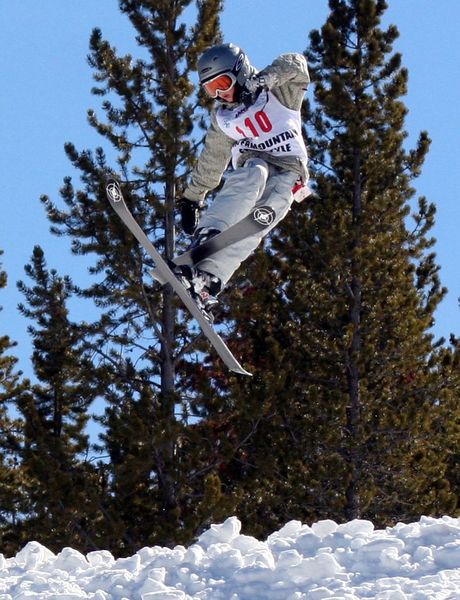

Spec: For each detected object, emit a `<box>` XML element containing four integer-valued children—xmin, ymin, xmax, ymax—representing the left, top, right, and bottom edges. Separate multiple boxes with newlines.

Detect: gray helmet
<box><xmin>197</xmin><ymin>43</ymin><xmax>253</xmax><ymax>90</ymax></box>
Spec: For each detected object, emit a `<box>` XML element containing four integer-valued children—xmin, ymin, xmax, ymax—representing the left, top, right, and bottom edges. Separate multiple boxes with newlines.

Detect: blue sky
<box><xmin>1</xmin><ymin>1</ymin><xmax>459</xmax><ymax>380</ymax></box>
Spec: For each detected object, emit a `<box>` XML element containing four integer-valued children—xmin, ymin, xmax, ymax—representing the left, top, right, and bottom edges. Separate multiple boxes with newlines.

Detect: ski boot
<box><xmin>171</xmin><ymin>263</ymin><xmax>221</xmax><ymax>322</ymax></box>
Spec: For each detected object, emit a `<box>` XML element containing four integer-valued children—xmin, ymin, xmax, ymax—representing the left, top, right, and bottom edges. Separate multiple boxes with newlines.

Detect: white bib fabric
<box><xmin>215</xmin><ymin>90</ymin><xmax>308</xmax><ymax>169</ymax></box>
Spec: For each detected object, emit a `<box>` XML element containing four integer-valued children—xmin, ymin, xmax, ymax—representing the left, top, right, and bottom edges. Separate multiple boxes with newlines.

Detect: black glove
<box><xmin>240</xmin><ymin>74</ymin><xmax>273</xmax><ymax>107</ymax></box>
<box><xmin>179</xmin><ymin>198</ymin><xmax>201</xmax><ymax>235</ymax></box>
<box><xmin>239</xmin><ymin>83</ymin><xmax>264</xmax><ymax>108</ymax></box>
<box><xmin>240</xmin><ymin>73</ymin><xmax>278</xmax><ymax>107</ymax></box>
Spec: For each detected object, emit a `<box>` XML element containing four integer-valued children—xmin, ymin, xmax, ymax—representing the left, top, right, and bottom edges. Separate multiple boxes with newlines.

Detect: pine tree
<box><xmin>434</xmin><ymin>337</ymin><xmax>460</xmax><ymax>509</ymax></box>
<box><xmin>0</xmin><ymin>251</ymin><xmax>29</xmax><ymax>554</ymax></box>
<box><xmin>16</xmin><ymin>246</ymin><xmax>104</xmax><ymax>551</ymax></box>
<box><xmin>301</xmin><ymin>0</ymin><xmax>459</xmax><ymax>523</ymax></box>
<box><xmin>41</xmin><ymin>0</ymin><xmax>226</xmax><ymax>550</ymax></box>
<box><xmin>206</xmin><ymin>0</ymin><xmax>460</xmax><ymax>532</ymax></box>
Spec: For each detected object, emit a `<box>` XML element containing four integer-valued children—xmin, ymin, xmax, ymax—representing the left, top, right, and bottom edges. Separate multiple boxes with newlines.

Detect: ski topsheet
<box><xmin>106</xmin><ymin>179</ymin><xmax>251</xmax><ymax>377</ymax></box>
<box><xmin>174</xmin><ymin>206</ymin><xmax>276</xmax><ymax>266</ymax></box>
<box><xmin>173</xmin><ymin>185</ymin><xmax>313</xmax><ymax>267</ymax></box>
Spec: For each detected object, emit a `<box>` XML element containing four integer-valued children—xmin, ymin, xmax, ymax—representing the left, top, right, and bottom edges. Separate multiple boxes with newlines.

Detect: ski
<box><xmin>106</xmin><ymin>179</ymin><xmax>251</xmax><ymax>377</ymax></box>
<box><xmin>173</xmin><ymin>184</ymin><xmax>312</xmax><ymax>267</ymax></box>
<box><xmin>174</xmin><ymin>206</ymin><xmax>277</xmax><ymax>266</ymax></box>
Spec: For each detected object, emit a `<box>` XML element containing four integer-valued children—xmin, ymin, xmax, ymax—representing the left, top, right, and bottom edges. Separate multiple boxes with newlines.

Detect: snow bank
<box><xmin>2</xmin><ymin>515</ymin><xmax>460</xmax><ymax>598</ymax></box>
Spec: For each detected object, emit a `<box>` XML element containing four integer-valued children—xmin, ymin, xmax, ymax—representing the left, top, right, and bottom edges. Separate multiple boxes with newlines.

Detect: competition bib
<box><xmin>215</xmin><ymin>90</ymin><xmax>308</xmax><ymax>169</ymax></box>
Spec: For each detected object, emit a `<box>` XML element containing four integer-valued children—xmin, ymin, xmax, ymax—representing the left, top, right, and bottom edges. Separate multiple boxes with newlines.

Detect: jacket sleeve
<box><xmin>183</xmin><ymin>112</ymin><xmax>234</xmax><ymax>203</ymax></box>
<box><xmin>258</xmin><ymin>53</ymin><xmax>310</xmax><ymax>111</ymax></box>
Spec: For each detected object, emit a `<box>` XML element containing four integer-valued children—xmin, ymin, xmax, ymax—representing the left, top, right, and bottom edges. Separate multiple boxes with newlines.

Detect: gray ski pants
<box><xmin>196</xmin><ymin>158</ymin><xmax>298</xmax><ymax>287</ymax></box>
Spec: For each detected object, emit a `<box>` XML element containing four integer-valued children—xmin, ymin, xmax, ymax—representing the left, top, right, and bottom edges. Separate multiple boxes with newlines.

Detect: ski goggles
<box><xmin>202</xmin><ymin>72</ymin><xmax>236</xmax><ymax>98</ymax></box>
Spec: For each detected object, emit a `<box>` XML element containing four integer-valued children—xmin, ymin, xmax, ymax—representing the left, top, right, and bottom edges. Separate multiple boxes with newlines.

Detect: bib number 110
<box><xmin>236</xmin><ymin>110</ymin><xmax>272</xmax><ymax>138</ymax></box>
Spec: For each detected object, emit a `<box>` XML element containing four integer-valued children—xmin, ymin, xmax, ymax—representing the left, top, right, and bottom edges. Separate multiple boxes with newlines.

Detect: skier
<box><xmin>175</xmin><ymin>43</ymin><xmax>310</xmax><ymax>315</ymax></box>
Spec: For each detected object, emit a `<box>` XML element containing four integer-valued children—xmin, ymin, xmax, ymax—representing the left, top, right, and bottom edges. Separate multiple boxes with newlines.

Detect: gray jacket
<box><xmin>184</xmin><ymin>53</ymin><xmax>310</xmax><ymax>203</ymax></box>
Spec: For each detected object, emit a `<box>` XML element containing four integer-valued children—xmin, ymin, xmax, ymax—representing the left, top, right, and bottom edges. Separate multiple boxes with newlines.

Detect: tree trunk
<box><xmin>345</xmin><ymin>146</ymin><xmax>363</xmax><ymax>521</ymax></box>
<box><xmin>156</xmin><ymin>174</ymin><xmax>178</xmax><ymax>535</ymax></box>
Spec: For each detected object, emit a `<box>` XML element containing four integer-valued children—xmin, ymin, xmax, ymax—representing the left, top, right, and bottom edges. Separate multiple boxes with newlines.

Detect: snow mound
<box><xmin>2</xmin><ymin>515</ymin><xmax>460</xmax><ymax>599</ymax></box>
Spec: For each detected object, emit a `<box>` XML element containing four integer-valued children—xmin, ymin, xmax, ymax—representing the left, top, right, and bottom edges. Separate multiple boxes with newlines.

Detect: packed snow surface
<box><xmin>2</xmin><ymin>516</ymin><xmax>460</xmax><ymax>599</ymax></box>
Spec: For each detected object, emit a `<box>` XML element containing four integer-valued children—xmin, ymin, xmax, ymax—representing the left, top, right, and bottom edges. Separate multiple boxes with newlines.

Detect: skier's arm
<box><xmin>247</xmin><ymin>53</ymin><xmax>310</xmax><ymax>111</ymax></box>
<box><xmin>183</xmin><ymin>113</ymin><xmax>234</xmax><ymax>203</ymax></box>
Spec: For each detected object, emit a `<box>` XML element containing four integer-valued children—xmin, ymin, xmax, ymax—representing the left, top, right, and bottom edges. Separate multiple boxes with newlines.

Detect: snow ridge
<box><xmin>2</xmin><ymin>515</ymin><xmax>460</xmax><ymax>599</ymax></box>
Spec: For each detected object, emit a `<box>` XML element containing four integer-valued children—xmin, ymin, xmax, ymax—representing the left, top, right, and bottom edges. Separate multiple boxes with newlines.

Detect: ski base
<box><xmin>106</xmin><ymin>179</ymin><xmax>251</xmax><ymax>377</ymax></box>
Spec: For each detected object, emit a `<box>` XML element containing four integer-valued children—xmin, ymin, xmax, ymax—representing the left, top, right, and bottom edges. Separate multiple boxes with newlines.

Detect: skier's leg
<box><xmin>197</xmin><ymin>166</ymin><xmax>298</xmax><ymax>286</ymax></box>
<box><xmin>196</xmin><ymin>158</ymin><xmax>269</xmax><ymax>233</ymax></box>
<box><xmin>173</xmin><ymin>159</ymin><xmax>270</xmax><ymax>306</ymax></box>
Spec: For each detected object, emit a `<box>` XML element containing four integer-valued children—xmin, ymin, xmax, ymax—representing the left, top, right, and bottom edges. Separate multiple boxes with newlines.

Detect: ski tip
<box><xmin>232</xmin><ymin>365</ymin><xmax>253</xmax><ymax>377</ymax></box>
<box><xmin>106</xmin><ymin>179</ymin><xmax>123</xmax><ymax>204</ymax></box>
